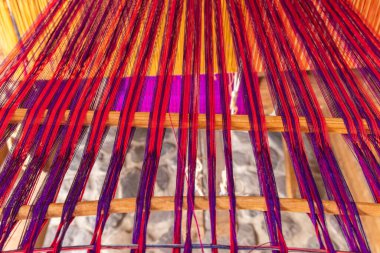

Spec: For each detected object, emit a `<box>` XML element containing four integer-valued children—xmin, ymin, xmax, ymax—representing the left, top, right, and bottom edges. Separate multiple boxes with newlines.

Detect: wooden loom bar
<box><xmin>9</xmin><ymin>196</ymin><xmax>380</xmax><ymax>220</ymax></box>
<box><xmin>9</xmin><ymin>108</ymin><xmax>369</xmax><ymax>134</ymax></box>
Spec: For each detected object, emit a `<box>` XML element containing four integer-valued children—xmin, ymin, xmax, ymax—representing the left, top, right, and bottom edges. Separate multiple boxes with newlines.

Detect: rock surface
<box><xmin>44</xmin><ymin>128</ymin><xmax>347</xmax><ymax>252</ymax></box>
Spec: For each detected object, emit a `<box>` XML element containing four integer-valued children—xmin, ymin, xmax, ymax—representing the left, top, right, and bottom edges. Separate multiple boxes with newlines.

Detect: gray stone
<box><xmin>161</xmin><ymin>142</ymin><xmax>176</xmax><ymax>157</ymax></box>
<box><xmin>134</xmin><ymin>129</ymin><xmax>148</xmax><ymax>142</ymax></box>
<box><xmin>120</xmin><ymin>167</ymin><xmax>141</xmax><ymax>197</ymax></box>
<box><xmin>237</xmin><ymin>223</ymin><xmax>257</xmax><ymax>245</ymax></box>
<box><xmin>44</xmin><ymin>128</ymin><xmax>347</xmax><ymax>252</ymax></box>
<box><xmin>131</xmin><ymin>145</ymin><xmax>145</xmax><ymax>163</ymax></box>
<box><xmin>107</xmin><ymin>213</ymin><xmax>127</xmax><ymax>228</ymax></box>
<box><xmin>156</xmin><ymin>165</ymin><xmax>170</xmax><ymax>190</ymax></box>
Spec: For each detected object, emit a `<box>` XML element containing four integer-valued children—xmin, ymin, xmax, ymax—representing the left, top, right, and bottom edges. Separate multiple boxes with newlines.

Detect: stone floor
<box><xmin>43</xmin><ymin>128</ymin><xmax>348</xmax><ymax>252</ymax></box>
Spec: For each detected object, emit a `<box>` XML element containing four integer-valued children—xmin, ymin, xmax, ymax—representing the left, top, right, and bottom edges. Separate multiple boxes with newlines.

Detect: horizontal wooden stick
<box><xmin>10</xmin><ymin>108</ymin><xmax>369</xmax><ymax>134</ymax></box>
<box><xmin>13</xmin><ymin>196</ymin><xmax>380</xmax><ymax>220</ymax></box>
<box><xmin>1</xmin><ymin>243</ymin><xmax>352</xmax><ymax>253</ymax></box>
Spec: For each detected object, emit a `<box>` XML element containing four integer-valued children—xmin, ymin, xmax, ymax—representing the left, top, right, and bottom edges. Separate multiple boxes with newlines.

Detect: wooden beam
<box><xmin>9</xmin><ymin>196</ymin><xmax>380</xmax><ymax>220</ymax></box>
<box><xmin>9</xmin><ymin>109</ymin><xmax>369</xmax><ymax>134</ymax></box>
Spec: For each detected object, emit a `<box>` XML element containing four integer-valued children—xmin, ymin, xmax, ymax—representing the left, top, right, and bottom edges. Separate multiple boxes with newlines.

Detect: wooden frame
<box><xmin>10</xmin><ymin>109</ymin><xmax>370</xmax><ymax>134</ymax></box>
<box><xmin>6</xmin><ymin>196</ymin><xmax>380</xmax><ymax>221</ymax></box>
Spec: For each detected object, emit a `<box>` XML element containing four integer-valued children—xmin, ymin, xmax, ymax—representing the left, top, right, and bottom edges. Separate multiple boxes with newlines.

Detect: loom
<box><xmin>0</xmin><ymin>0</ymin><xmax>379</xmax><ymax>252</ymax></box>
